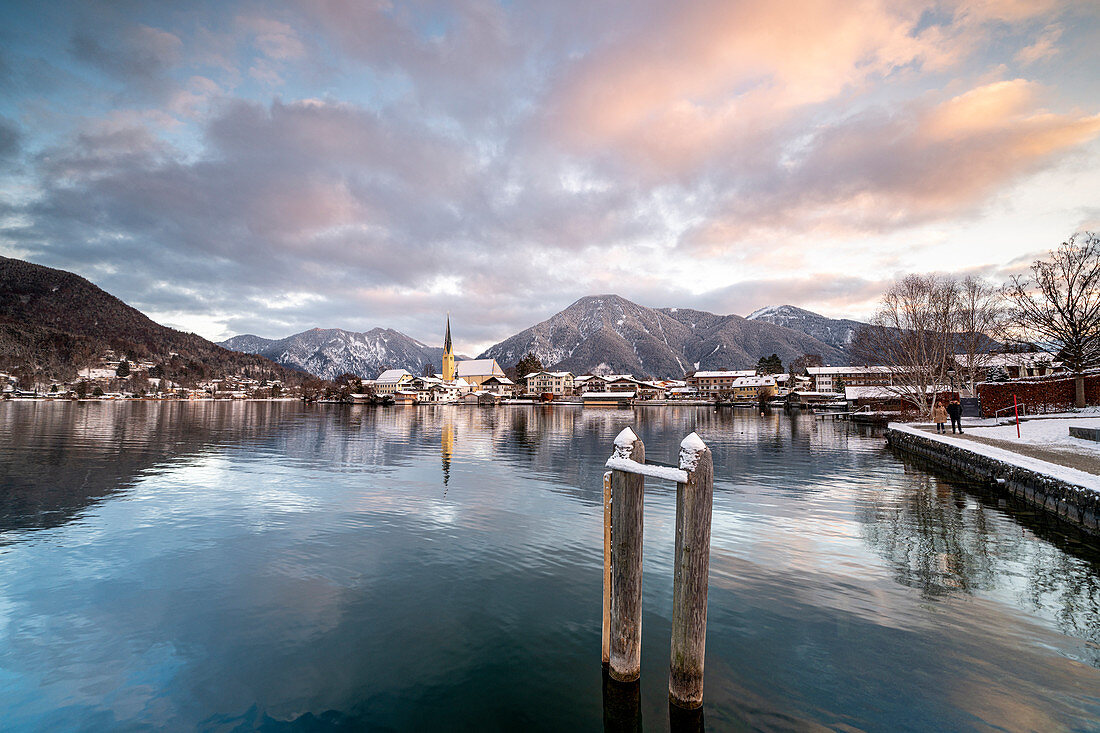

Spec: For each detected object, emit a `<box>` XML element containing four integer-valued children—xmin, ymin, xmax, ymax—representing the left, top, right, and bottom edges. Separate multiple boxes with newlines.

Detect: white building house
<box><xmin>686</xmin><ymin>370</ymin><xmax>757</xmax><ymax>395</ymax></box>
<box><xmin>374</xmin><ymin>369</ymin><xmax>414</xmax><ymax>395</ymax></box>
<box><xmin>526</xmin><ymin>371</ymin><xmax>575</xmax><ymax>395</ymax></box>
<box><xmin>805</xmin><ymin>366</ymin><xmax>893</xmax><ymax>393</ymax></box>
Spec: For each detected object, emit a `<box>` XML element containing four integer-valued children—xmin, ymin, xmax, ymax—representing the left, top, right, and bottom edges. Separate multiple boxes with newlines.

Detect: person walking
<box><xmin>947</xmin><ymin>398</ymin><xmax>963</xmax><ymax>434</ymax></box>
<box><xmin>932</xmin><ymin>401</ymin><xmax>949</xmax><ymax>434</ymax></box>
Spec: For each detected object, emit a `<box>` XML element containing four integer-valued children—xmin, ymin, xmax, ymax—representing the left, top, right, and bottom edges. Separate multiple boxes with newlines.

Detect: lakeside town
<box><xmin>0</xmin><ymin>337</ymin><xmax>1068</xmax><ymax>418</ymax></box>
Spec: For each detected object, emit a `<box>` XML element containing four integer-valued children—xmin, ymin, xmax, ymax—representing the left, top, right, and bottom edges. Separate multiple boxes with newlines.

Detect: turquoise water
<box><xmin>1</xmin><ymin>402</ymin><xmax>1098</xmax><ymax>731</ymax></box>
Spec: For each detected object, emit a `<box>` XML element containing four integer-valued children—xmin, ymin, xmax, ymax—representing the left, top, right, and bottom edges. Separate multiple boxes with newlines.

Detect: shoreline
<box><xmin>886</xmin><ymin>423</ymin><xmax>1099</xmax><ymax>537</ymax></box>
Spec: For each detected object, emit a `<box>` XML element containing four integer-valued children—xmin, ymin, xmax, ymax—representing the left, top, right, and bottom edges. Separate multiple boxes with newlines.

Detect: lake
<box><xmin>1</xmin><ymin>401</ymin><xmax>1099</xmax><ymax>731</ymax></box>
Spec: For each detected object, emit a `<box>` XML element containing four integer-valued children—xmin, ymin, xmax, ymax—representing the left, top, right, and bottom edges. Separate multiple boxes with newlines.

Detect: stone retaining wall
<box><xmin>885</xmin><ymin>428</ymin><xmax>1100</xmax><ymax>537</ymax></box>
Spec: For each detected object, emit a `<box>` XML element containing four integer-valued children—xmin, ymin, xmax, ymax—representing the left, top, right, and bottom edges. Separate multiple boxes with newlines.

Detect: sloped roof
<box><xmin>456</xmin><ymin>359</ymin><xmax>504</xmax><ymax>377</ymax></box>
<box><xmin>732</xmin><ymin>376</ymin><xmax>776</xmax><ymax>387</ymax></box>
<box><xmin>807</xmin><ymin>366</ymin><xmax>891</xmax><ymax>375</ymax></box>
<box><xmin>376</xmin><ymin>368</ymin><xmax>412</xmax><ymax>383</ymax></box>
<box><xmin>692</xmin><ymin>370</ymin><xmax>756</xmax><ymax>378</ymax></box>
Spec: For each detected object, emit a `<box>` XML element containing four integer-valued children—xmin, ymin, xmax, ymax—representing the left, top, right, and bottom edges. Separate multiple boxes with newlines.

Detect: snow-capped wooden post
<box><xmin>601</xmin><ymin>469</ymin><xmax>613</xmax><ymax>666</ymax></box>
<box><xmin>606</xmin><ymin>427</ymin><xmax>646</xmax><ymax>682</ymax></box>
<box><xmin>669</xmin><ymin>432</ymin><xmax>714</xmax><ymax>710</ymax></box>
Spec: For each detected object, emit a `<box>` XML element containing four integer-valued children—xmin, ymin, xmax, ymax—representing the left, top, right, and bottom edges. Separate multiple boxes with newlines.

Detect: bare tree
<box><xmin>852</xmin><ymin>274</ymin><xmax>958</xmax><ymax>417</ymax></box>
<box><xmin>955</xmin><ymin>275</ymin><xmax>1006</xmax><ymax>396</ymax></box>
<box><xmin>1002</xmin><ymin>232</ymin><xmax>1100</xmax><ymax>408</ymax></box>
<box><xmin>789</xmin><ymin>353</ymin><xmax>822</xmax><ymax>377</ymax></box>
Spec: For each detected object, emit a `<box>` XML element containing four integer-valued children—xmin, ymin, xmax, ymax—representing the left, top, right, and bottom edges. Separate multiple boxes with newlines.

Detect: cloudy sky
<box><xmin>1</xmin><ymin>0</ymin><xmax>1098</xmax><ymax>354</ymax></box>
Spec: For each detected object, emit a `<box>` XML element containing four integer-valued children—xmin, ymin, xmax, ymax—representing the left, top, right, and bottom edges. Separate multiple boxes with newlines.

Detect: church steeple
<box><xmin>442</xmin><ymin>314</ymin><xmax>455</xmax><ymax>382</ymax></box>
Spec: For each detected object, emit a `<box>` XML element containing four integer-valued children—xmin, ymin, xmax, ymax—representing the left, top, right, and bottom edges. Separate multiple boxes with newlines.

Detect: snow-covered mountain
<box><xmin>219</xmin><ymin>328</ymin><xmax>450</xmax><ymax>380</ymax></box>
<box><xmin>746</xmin><ymin>305</ymin><xmax>866</xmax><ymax>353</ymax></box>
<box><xmin>478</xmin><ymin>295</ymin><xmax>848</xmax><ymax>378</ymax></box>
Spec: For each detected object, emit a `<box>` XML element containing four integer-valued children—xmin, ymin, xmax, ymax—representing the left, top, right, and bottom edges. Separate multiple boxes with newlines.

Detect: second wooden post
<box><xmin>669</xmin><ymin>432</ymin><xmax>714</xmax><ymax>709</ymax></box>
<box><xmin>609</xmin><ymin>428</ymin><xmax>645</xmax><ymax>682</ymax></box>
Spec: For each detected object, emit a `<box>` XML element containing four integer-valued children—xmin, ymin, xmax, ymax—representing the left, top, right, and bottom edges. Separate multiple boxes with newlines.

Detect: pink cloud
<box><xmin>683</xmin><ymin>79</ymin><xmax>1100</xmax><ymax>251</ymax></box>
<box><xmin>238</xmin><ymin>16</ymin><xmax>307</xmax><ymax>60</ymax></box>
<box><xmin>542</xmin><ymin>0</ymin><xmax>961</xmax><ymax>177</ymax></box>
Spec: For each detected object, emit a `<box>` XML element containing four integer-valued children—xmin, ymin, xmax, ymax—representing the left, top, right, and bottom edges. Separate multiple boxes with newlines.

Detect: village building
<box><xmin>730</xmin><ymin>375</ymin><xmax>777</xmax><ymax>401</ymax></box>
<box><xmin>374</xmin><ymin>368</ymin><xmax>414</xmax><ymax>395</ymax></box>
<box><xmin>393</xmin><ymin>389</ymin><xmax>419</xmax><ymax>404</ymax></box>
<box><xmin>573</xmin><ymin>375</ymin><xmax>601</xmax><ymax>394</ymax></box>
<box><xmin>844</xmin><ymin>385</ymin><xmax>957</xmax><ymax>412</ymax></box>
<box><xmin>805</xmin><ymin>366</ymin><xmax>893</xmax><ymax>393</ymax></box>
<box><xmin>526</xmin><ymin>371</ymin><xmax>575</xmax><ymax>396</ymax></box>
<box><xmin>771</xmin><ymin>373</ymin><xmax>810</xmax><ymax>396</ymax></box>
<box><xmin>954</xmin><ymin>352</ymin><xmax>1062</xmax><ymax>380</ymax></box>
<box><xmin>583</xmin><ymin>390</ymin><xmax>635</xmax><ymax>407</ymax></box>
<box><xmin>480</xmin><ymin>375</ymin><xmax>516</xmax><ymax>396</ymax></box>
<box><xmin>455</xmin><ymin>359</ymin><xmax>506</xmax><ymax>387</ymax></box>
<box><xmin>686</xmin><ymin>370</ymin><xmax>757</xmax><ymax>395</ymax></box>
<box><xmin>601</xmin><ymin>376</ymin><xmax>666</xmax><ymax>399</ymax></box>
<box><xmin>606</xmin><ymin>376</ymin><xmax>643</xmax><ymax>393</ymax></box>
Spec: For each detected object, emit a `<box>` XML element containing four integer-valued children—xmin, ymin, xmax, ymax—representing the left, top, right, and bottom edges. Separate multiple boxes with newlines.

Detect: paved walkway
<box><xmin>911</xmin><ymin>424</ymin><xmax>1100</xmax><ymax>476</ymax></box>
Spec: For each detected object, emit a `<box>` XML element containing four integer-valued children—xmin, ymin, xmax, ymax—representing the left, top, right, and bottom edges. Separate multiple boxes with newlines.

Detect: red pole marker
<box><xmin>1014</xmin><ymin>394</ymin><xmax>1020</xmax><ymax>439</ymax></box>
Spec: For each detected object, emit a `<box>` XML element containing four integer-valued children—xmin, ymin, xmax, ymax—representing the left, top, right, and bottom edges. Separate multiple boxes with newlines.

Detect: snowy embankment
<box><xmin>888</xmin><ymin>423</ymin><xmax>1100</xmax><ymax>495</ymax></box>
<box><xmin>967</xmin><ymin>417</ymin><xmax>1100</xmax><ymax>458</ymax></box>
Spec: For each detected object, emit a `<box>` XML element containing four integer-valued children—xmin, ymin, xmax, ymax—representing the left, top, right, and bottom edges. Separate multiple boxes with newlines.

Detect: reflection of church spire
<box><xmin>442</xmin><ymin>313</ymin><xmax>455</xmax><ymax>382</ymax></box>
<box><xmin>442</xmin><ymin>420</ymin><xmax>454</xmax><ymax>489</ymax></box>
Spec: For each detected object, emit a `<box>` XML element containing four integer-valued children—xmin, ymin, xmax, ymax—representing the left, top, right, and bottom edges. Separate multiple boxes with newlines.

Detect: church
<box><xmin>441</xmin><ymin>316</ymin><xmax>506</xmax><ymax>388</ymax></box>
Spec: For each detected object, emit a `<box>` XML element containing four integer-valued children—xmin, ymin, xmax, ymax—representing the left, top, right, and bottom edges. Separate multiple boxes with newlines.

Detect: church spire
<box><xmin>442</xmin><ymin>313</ymin><xmax>455</xmax><ymax>382</ymax></box>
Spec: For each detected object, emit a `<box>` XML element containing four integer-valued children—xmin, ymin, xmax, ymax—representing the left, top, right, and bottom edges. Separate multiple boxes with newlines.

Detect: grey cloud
<box><xmin>0</xmin><ymin>116</ymin><xmax>20</xmax><ymax>160</ymax></box>
<box><xmin>69</xmin><ymin>23</ymin><xmax>182</xmax><ymax>95</ymax></box>
<box><xmin>9</xmin><ymin>94</ymin><xmax>645</xmax><ymax>349</ymax></box>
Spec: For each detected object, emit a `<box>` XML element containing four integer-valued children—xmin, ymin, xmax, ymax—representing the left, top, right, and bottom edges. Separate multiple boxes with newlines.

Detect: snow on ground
<box><xmin>890</xmin><ymin>423</ymin><xmax>1100</xmax><ymax>494</ymax></box>
<box><xmin>967</xmin><ymin>417</ymin><xmax>1100</xmax><ymax>457</ymax></box>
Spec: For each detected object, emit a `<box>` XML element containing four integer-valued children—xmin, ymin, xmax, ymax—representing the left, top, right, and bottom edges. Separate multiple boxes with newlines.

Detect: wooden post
<box><xmin>669</xmin><ymin>432</ymin><xmax>714</xmax><ymax>709</ymax></box>
<box><xmin>609</xmin><ymin>428</ymin><xmax>645</xmax><ymax>682</ymax></box>
<box><xmin>602</xmin><ymin>470</ymin><xmax>612</xmax><ymax>665</ymax></box>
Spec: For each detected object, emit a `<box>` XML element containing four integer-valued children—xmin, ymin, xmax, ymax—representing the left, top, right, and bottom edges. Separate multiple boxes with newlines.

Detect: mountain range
<box><xmin>745</xmin><ymin>304</ymin><xmax>865</xmax><ymax>353</ymax></box>
<box><xmin>220</xmin><ymin>295</ymin><xmax>861</xmax><ymax>381</ymax></box>
<box><xmin>0</xmin><ymin>255</ymin><xmax>867</xmax><ymax>382</ymax></box>
<box><xmin>0</xmin><ymin>256</ymin><xmax>300</xmax><ymax>383</ymax></box>
<box><xmin>475</xmin><ymin>295</ymin><xmax>851</xmax><ymax>378</ymax></box>
<box><xmin>218</xmin><ymin>328</ymin><xmax>467</xmax><ymax>381</ymax></box>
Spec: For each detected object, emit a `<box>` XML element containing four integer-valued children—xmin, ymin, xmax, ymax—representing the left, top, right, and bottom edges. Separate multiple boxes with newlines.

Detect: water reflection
<box><xmin>0</xmin><ymin>401</ymin><xmax>295</xmax><ymax>540</ymax></box>
<box><xmin>602</xmin><ymin>671</ymin><xmax>641</xmax><ymax>733</ymax></box>
<box><xmin>442</xmin><ymin>417</ymin><xmax>454</xmax><ymax>489</ymax></box>
<box><xmin>0</xmin><ymin>402</ymin><xmax>1099</xmax><ymax>730</ymax></box>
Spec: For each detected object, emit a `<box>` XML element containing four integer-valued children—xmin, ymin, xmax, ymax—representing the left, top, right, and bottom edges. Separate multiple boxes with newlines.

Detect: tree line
<box><xmin>854</xmin><ymin>231</ymin><xmax>1100</xmax><ymax>416</ymax></box>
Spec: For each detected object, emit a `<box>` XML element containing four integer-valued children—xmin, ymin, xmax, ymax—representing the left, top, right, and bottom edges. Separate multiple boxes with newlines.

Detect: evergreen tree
<box><xmin>756</xmin><ymin>353</ymin><xmax>783</xmax><ymax>374</ymax></box>
<box><xmin>116</xmin><ymin>359</ymin><xmax>130</xmax><ymax>378</ymax></box>
<box><xmin>515</xmin><ymin>352</ymin><xmax>544</xmax><ymax>378</ymax></box>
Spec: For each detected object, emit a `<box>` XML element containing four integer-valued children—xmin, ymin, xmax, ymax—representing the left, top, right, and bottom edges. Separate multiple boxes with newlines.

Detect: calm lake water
<box><xmin>1</xmin><ymin>402</ymin><xmax>1099</xmax><ymax>732</ymax></box>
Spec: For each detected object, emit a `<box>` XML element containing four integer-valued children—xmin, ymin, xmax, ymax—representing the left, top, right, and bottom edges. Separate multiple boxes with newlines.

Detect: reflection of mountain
<box><xmin>0</xmin><ymin>401</ymin><xmax>296</xmax><ymax>539</ymax></box>
<box><xmin>7</xmin><ymin>399</ymin><xmax>1099</xmax><ymax>673</ymax></box>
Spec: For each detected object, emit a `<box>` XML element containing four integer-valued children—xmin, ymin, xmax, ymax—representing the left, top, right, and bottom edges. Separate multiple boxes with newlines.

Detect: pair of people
<box><xmin>932</xmin><ymin>399</ymin><xmax>964</xmax><ymax>434</ymax></box>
